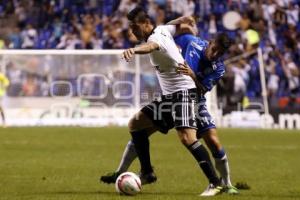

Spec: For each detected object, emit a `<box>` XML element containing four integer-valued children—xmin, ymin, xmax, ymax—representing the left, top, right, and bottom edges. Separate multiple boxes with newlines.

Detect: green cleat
<box><xmin>200</xmin><ymin>184</ymin><xmax>223</xmax><ymax>196</ymax></box>
<box><xmin>223</xmin><ymin>185</ymin><xmax>239</xmax><ymax>195</ymax></box>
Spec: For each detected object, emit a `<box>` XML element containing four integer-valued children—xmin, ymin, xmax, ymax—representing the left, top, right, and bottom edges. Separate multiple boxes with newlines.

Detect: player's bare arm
<box><xmin>167</xmin><ymin>16</ymin><xmax>195</xmax><ymax>26</ymax></box>
<box><xmin>167</xmin><ymin>16</ymin><xmax>197</xmax><ymax>36</ymax></box>
<box><xmin>122</xmin><ymin>42</ymin><xmax>159</xmax><ymax>62</ymax></box>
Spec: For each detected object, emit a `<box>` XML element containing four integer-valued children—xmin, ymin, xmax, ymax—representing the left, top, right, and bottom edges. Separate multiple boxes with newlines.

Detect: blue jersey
<box><xmin>174</xmin><ymin>34</ymin><xmax>225</xmax><ymax>101</ymax></box>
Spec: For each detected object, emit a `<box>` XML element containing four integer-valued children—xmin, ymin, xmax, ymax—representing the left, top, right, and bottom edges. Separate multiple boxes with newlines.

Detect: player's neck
<box><xmin>144</xmin><ymin>25</ymin><xmax>155</xmax><ymax>41</ymax></box>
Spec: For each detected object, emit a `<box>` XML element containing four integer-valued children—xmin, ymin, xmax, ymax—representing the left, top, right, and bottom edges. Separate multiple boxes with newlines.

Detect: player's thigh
<box><xmin>128</xmin><ymin>111</ymin><xmax>157</xmax><ymax>132</ymax></box>
<box><xmin>202</xmin><ymin>128</ymin><xmax>223</xmax><ymax>152</ymax></box>
<box><xmin>139</xmin><ymin>100</ymin><xmax>174</xmax><ymax>134</ymax></box>
<box><xmin>196</xmin><ymin>104</ymin><xmax>216</xmax><ymax>139</ymax></box>
<box><xmin>172</xmin><ymin>89</ymin><xmax>198</xmax><ymax>130</ymax></box>
<box><xmin>173</xmin><ymin>89</ymin><xmax>198</xmax><ymax>145</ymax></box>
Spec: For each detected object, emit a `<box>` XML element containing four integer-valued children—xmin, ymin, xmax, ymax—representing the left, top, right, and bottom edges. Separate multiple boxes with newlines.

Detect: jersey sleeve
<box><xmin>148</xmin><ymin>31</ymin><xmax>166</xmax><ymax>52</ymax></box>
<box><xmin>148</xmin><ymin>26</ymin><xmax>175</xmax><ymax>52</ymax></box>
<box><xmin>164</xmin><ymin>25</ymin><xmax>176</xmax><ymax>36</ymax></box>
<box><xmin>199</xmin><ymin>61</ymin><xmax>225</xmax><ymax>92</ymax></box>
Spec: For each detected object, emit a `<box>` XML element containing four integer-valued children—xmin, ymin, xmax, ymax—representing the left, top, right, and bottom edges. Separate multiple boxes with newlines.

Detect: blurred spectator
<box><xmin>40</xmin><ymin>79</ymin><xmax>50</xmax><ymax>96</ymax></box>
<box><xmin>14</xmin><ymin>1</ymin><xmax>27</xmax><ymax>26</ymax></box>
<box><xmin>0</xmin><ymin>0</ymin><xmax>298</xmax><ymax>105</ymax></box>
<box><xmin>72</xmin><ymin>14</ymin><xmax>101</xmax><ymax>49</ymax></box>
<box><xmin>118</xmin><ymin>0</ymin><xmax>139</xmax><ymax>14</ymax></box>
<box><xmin>56</xmin><ymin>30</ymin><xmax>81</xmax><ymax>49</ymax></box>
<box><xmin>170</xmin><ymin>0</ymin><xmax>195</xmax><ymax>16</ymax></box>
<box><xmin>238</xmin><ymin>12</ymin><xmax>251</xmax><ymax>30</ymax></box>
<box><xmin>6</xmin><ymin>63</ymin><xmax>23</xmax><ymax>96</ymax></box>
<box><xmin>244</xmin><ymin>27</ymin><xmax>260</xmax><ymax>50</ymax></box>
<box><xmin>21</xmin><ymin>24</ymin><xmax>37</xmax><ymax>49</ymax></box>
<box><xmin>0</xmin><ymin>37</ymin><xmax>5</xmax><ymax>49</ymax></box>
<box><xmin>280</xmin><ymin>53</ymin><xmax>300</xmax><ymax>104</ymax></box>
<box><xmin>266</xmin><ymin>59</ymin><xmax>279</xmax><ymax>98</ymax></box>
<box><xmin>286</xmin><ymin>2</ymin><xmax>299</xmax><ymax>26</ymax></box>
<box><xmin>8</xmin><ymin>27</ymin><xmax>22</xmax><ymax>49</ymax></box>
<box><xmin>208</xmin><ymin>14</ymin><xmax>217</xmax><ymax>35</ymax></box>
<box><xmin>22</xmin><ymin>75</ymin><xmax>38</xmax><ymax>96</ymax></box>
<box><xmin>199</xmin><ymin>0</ymin><xmax>211</xmax><ymax>17</ymax></box>
<box><xmin>229</xmin><ymin>59</ymin><xmax>250</xmax><ymax>104</ymax></box>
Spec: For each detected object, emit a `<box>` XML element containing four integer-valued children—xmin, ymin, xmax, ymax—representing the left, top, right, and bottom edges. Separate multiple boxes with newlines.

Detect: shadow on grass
<box><xmin>41</xmin><ymin>190</ymin><xmax>198</xmax><ymax>197</ymax></box>
<box><xmin>14</xmin><ymin>189</ymin><xmax>300</xmax><ymax>199</ymax></box>
<box><xmin>235</xmin><ymin>193</ymin><xmax>300</xmax><ymax>199</ymax></box>
<box><xmin>45</xmin><ymin>190</ymin><xmax>115</xmax><ymax>195</ymax></box>
<box><xmin>245</xmin><ymin>194</ymin><xmax>300</xmax><ymax>199</ymax></box>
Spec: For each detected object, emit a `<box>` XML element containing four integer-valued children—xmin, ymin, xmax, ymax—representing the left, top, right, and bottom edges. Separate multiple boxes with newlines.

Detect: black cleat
<box><xmin>100</xmin><ymin>171</ymin><xmax>121</xmax><ymax>184</ymax></box>
<box><xmin>139</xmin><ymin>171</ymin><xmax>157</xmax><ymax>185</ymax></box>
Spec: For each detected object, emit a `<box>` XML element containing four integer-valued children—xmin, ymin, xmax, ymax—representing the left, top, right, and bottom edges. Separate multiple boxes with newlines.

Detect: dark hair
<box><xmin>215</xmin><ymin>33</ymin><xmax>232</xmax><ymax>50</ymax></box>
<box><xmin>127</xmin><ymin>6</ymin><xmax>150</xmax><ymax>22</ymax></box>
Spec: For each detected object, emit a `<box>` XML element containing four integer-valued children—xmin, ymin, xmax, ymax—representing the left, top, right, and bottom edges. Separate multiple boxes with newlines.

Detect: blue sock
<box><xmin>212</xmin><ymin>148</ymin><xmax>226</xmax><ymax>159</ymax></box>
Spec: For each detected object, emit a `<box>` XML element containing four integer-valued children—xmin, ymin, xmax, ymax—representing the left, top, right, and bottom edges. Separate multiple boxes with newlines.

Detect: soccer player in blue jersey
<box><xmin>174</xmin><ymin>34</ymin><xmax>239</xmax><ymax>195</ymax></box>
<box><xmin>101</xmin><ymin>16</ymin><xmax>238</xmax><ymax>195</ymax></box>
<box><xmin>169</xmin><ymin>17</ymin><xmax>238</xmax><ymax>194</ymax></box>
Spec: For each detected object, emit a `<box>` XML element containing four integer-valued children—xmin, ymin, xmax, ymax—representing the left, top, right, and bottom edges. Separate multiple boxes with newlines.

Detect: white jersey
<box><xmin>147</xmin><ymin>25</ymin><xmax>196</xmax><ymax>95</ymax></box>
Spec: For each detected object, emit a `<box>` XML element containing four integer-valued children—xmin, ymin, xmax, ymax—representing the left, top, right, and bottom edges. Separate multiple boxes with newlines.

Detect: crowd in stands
<box><xmin>0</xmin><ymin>0</ymin><xmax>299</xmax><ymax>108</ymax></box>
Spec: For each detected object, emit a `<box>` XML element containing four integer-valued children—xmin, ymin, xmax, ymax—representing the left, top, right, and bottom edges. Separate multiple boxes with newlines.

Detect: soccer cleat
<box><xmin>100</xmin><ymin>171</ymin><xmax>121</xmax><ymax>184</ymax></box>
<box><xmin>199</xmin><ymin>183</ymin><xmax>223</xmax><ymax>196</ymax></box>
<box><xmin>139</xmin><ymin>171</ymin><xmax>157</xmax><ymax>185</ymax></box>
<box><xmin>223</xmin><ymin>185</ymin><xmax>239</xmax><ymax>195</ymax></box>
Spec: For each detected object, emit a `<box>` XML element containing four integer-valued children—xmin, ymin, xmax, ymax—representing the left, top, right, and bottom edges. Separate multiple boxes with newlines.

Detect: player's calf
<box><xmin>177</xmin><ymin>128</ymin><xmax>221</xmax><ymax>187</ymax></box>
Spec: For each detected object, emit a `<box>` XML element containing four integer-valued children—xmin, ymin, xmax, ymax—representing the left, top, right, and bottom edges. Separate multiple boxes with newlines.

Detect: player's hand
<box><xmin>182</xmin><ymin>16</ymin><xmax>196</xmax><ymax>26</ymax></box>
<box><xmin>122</xmin><ymin>48</ymin><xmax>135</xmax><ymax>62</ymax></box>
<box><xmin>176</xmin><ymin>63</ymin><xmax>196</xmax><ymax>79</ymax></box>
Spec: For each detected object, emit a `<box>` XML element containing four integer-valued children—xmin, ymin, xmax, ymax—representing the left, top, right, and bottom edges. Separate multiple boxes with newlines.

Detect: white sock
<box><xmin>116</xmin><ymin>140</ymin><xmax>137</xmax><ymax>173</ymax></box>
<box><xmin>215</xmin><ymin>155</ymin><xmax>232</xmax><ymax>186</ymax></box>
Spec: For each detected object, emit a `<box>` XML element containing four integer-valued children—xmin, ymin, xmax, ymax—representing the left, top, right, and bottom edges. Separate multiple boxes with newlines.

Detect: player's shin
<box><xmin>130</xmin><ymin>130</ymin><xmax>153</xmax><ymax>174</ymax></box>
<box><xmin>116</xmin><ymin>140</ymin><xmax>137</xmax><ymax>173</ymax></box>
<box><xmin>213</xmin><ymin>148</ymin><xmax>232</xmax><ymax>186</ymax></box>
<box><xmin>188</xmin><ymin>141</ymin><xmax>220</xmax><ymax>186</ymax></box>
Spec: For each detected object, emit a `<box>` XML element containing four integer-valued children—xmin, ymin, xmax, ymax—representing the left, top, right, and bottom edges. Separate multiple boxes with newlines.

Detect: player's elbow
<box><xmin>149</xmin><ymin>44</ymin><xmax>159</xmax><ymax>52</ymax></box>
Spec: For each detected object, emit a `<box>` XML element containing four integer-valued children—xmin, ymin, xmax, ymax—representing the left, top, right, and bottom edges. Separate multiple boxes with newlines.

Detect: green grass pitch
<box><xmin>0</xmin><ymin>127</ymin><xmax>300</xmax><ymax>200</ymax></box>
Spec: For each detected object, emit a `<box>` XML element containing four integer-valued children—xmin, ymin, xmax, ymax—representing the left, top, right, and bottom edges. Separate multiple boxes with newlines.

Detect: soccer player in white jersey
<box><xmin>101</xmin><ymin>7</ymin><xmax>222</xmax><ymax>196</ymax></box>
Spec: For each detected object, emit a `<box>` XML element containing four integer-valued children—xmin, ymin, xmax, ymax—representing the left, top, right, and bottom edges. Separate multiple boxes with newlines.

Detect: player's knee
<box><xmin>128</xmin><ymin>117</ymin><xmax>137</xmax><ymax>132</ymax></box>
<box><xmin>179</xmin><ymin>136</ymin><xmax>192</xmax><ymax>146</ymax></box>
<box><xmin>203</xmin><ymin>129</ymin><xmax>222</xmax><ymax>151</ymax></box>
<box><xmin>177</xmin><ymin>128</ymin><xmax>197</xmax><ymax>146</ymax></box>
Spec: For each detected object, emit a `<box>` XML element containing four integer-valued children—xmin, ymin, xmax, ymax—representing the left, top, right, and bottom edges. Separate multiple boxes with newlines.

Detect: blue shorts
<box><xmin>196</xmin><ymin>104</ymin><xmax>216</xmax><ymax>136</ymax></box>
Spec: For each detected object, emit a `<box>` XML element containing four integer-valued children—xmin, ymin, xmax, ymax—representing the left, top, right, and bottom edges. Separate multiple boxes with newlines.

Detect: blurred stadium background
<box><xmin>0</xmin><ymin>0</ymin><xmax>300</xmax><ymax>199</ymax></box>
<box><xmin>0</xmin><ymin>0</ymin><xmax>299</xmax><ymax>128</ymax></box>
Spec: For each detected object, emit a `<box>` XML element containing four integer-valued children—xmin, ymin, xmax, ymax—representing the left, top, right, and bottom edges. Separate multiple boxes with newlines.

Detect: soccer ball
<box><xmin>115</xmin><ymin>172</ymin><xmax>142</xmax><ymax>195</ymax></box>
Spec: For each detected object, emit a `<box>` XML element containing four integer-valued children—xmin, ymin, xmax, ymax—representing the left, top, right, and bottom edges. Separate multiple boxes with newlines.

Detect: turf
<box><xmin>0</xmin><ymin>127</ymin><xmax>300</xmax><ymax>200</ymax></box>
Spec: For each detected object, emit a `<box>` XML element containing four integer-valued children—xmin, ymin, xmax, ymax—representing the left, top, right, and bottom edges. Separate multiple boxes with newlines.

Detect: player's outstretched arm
<box><xmin>122</xmin><ymin>42</ymin><xmax>159</xmax><ymax>62</ymax></box>
<box><xmin>166</xmin><ymin>16</ymin><xmax>195</xmax><ymax>26</ymax></box>
<box><xmin>166</xmin><ymin>16</ymin><xmax>197</xmax><ymax>36</ymax></box>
